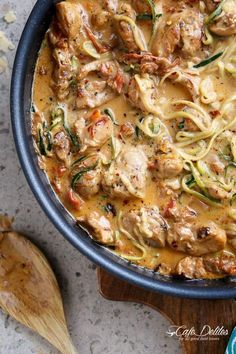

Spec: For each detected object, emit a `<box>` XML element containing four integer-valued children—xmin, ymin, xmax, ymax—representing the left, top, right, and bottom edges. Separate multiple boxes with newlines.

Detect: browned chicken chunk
<box><xmin>114</xmin><ymin>3</ymin><xmax>147</xmax><ymax>51</ymax></box>
<box><xmin>102</xmin><ymin>146</ymin><xmax>148</xmax><ymax>199</ymax></box>
<box><xmin>56</xmin><ymin>2</ymin><xmax>84</xmax><ymax>40</ymax></box>
<box><xmin>151</xmin><ymin>7</ymin><xmax>203</xmax><ymax>58</ymax></box>
<box><xmin>53</xmin><ymin>130</ymin><xmax>71</xmax><ymax>164</ymax></box>
<box><xmin>176</xmin><ymin>252</ymin><xmax>236</xmax><ymax>278</ymax></box>
<box><xmin>167</xmin><ymin>221</ymin><xmax>227</xmax><ymax>256</ymax></box>
<box><xmin>122</xmin><ymin>207</ymin><xmax>168</xmax><ymax>248</ymax></box>
<box><xmin>78</xmin><ymin>212</ymin><xmax>114</xmax><ymax>244</ymax></box>
<box><xmin>209</xmin><ymin>0</ymin><xmax>236</xmax><ymax>36</ymax></box>
<box><xmin>176</xmin><ymin>256</ymin><xmax>208</xmax><ymax>278</ymax></box>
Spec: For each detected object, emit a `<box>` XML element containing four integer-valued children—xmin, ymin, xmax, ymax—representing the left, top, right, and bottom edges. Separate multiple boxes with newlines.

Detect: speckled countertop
<box><xmin>0</xmin><ymin>1</ymin><xmax>181</xmax><ymax>353</ymax></box>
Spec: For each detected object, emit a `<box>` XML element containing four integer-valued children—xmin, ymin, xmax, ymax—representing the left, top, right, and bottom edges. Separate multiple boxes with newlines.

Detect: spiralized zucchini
<box><xmin>182</xmin><ymin>174</ymin><xmax>223</xmax><ymax>208</ymax></box>
<box><xmin>113</xmin><ymin>212</ymin><xmax>148</xmax><ymax>261</ymax></box>
<box><xmin>136</xmin><ymin>114</ymin><xmax>168</xmax><ymax>138</ymax></box>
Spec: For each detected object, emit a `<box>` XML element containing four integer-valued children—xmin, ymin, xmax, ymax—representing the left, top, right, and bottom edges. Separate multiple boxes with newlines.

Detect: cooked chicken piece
<box><xmin>225</xmin><ymin>227</ymin><xmax>236</xmax><ymax>250</ymax></box>
<box><xmin>53</xmin><ymin>130</ymin><xmax>71</xmax><ymax>165</ymax></box>
<box><xmin>176</xmin><ymin>252</ymin><xmax>236</xmax><ymax>278</ymax></box>
<box><xmin>156</xmin><ymin>263</ymin><xmax>172</xmax><ymax>276</ymax></box>
<box><xmin>205</xmin><ymin>153</ymin><xmax>225</xmax><ymax>174</ymax></box>
<box><xmin>74</xmin><ymin>112</ymin><xmax>113</xmax><ymax>151</ymax></box>
<box><xmin>176</xmin><ymin>256</ymin><xmax>208</xmax><ymax>278</ymax></box>
<box><xmin>153</xmin><ymin>140</ymin><xmax>184</xmax><ymax>179</ymax></box>
<box><xmin>78</xmin><ymin>212</ymin><xmax>114</xmax><ymax>244</ymax></box>
<box><xmin>152</xmin><ymin>19</ymin><xmax>180</xmax><ymax>58</ymax></box>
<box><xmin>163</xmin><ymin>198</ymin><xmax>197</xmax><ymax>221</ymax></box>
<box><xmin>52</xmin><ymin>45</ymin><xmax>73</xmax><ymax>100</ymax></box>
<box><xmin>91</xmin><ymin>11</ymin><xmax>110</xmax><ymax>29</ymax></box>
<box><xmin>132</xmin><ymin>0</ymin><xmax>152</xmax><ymax>14</ymax></box>
<box><xmin>167</xmin><ymin>70</ymin><xmax>201</xmax><ymax>101</ymax></box>
<box><xmin>77</xmin><ymin>79</ymin><xmax>116</xmax><ymax>109</ymax></box>
<box><xmin>207</xmin><ymin>184</ymin><xmax>230</xmax><ymax>200</ymax></box>
<box><xmin>77</xmin><ymin>60</ymin><xmax>129</xmax><ymax>109</ymax></box>
<box><xmin>127</xmin><ymin>74</ymin><xmax>163</xmax><ymax>116</ymax></box>
<box><xmin>151</xmin><ymin>8</ymin><xmax>203</xmax><ymax>58</ymax></box>
<box><xmin>155</xmin><ymin>151</ymin><xmax>184</xmax><ymax>179</ymax></box>
<box><xmin>103</xmin><ymin>0</ymin><xmax>118</xmax><ymax>13</ymax></box>
<box><xmin>122</xmin><ymin>207</ymin><xmax>168</xmax><ymax>248</ymax></box>
<box><xmin>121</xmin><ymin>52</ymin><xmax>179</xmax><ymax>76</ymax></box>
<box><xmin>56</xmin><ymin>2</ymin><xmax>84</xmax><ymax>40</ymax></box>
<box><xmin>204</xmin><ymin>252</ymin><xmax>236</xmax><ymax>275</ymax></box>
<box><xmin>204</xmin><ymin>0</ymin><xmax>221</xmax><ymax>12</ymax></box>
<box><xmin>102</xmin><ymin>146</ymin><xmax>148</xmax><ymax>198</ymax></box>
<box><xmin>167</xmin><ymin>221</ymin><xmax>227</xmax><ymax>256</ymax></box>
<box><xmin>114</xmin><ymin>3</ymin><xmax>147</xmax><ymax>52</ymax></box>
<box><xmin>209</xmin><ymin>0</ymin><xmax>236</xmax><ymax>36</ymax></box>
<box><xmin>72</xmin><ymin>156</ymin><xmax>101</xmax><ymax>198</ymax></box>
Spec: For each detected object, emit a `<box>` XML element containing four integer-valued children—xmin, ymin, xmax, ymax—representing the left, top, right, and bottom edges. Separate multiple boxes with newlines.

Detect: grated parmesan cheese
<box><xmin>0</xmin><ymin>31</ymin><xmax>15</xmax><ymax>52</ymax></box>
<box><xmin>0</xmin><ymin>56</ymin><xmax>9</xmax><ymax>74</ymax></box>
<box><xmin>4</xmin><ymin>10</ymin><xmax>16</xmax><ymax>24</ymax></box>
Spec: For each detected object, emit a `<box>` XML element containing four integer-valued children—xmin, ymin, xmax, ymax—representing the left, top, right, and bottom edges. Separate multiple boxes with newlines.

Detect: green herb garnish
<box><xmin>178</xmin><ymin>120</ymin><xmax>185</xmax><ymax>130</ymax></box>
<box><xmin>136</xmin><ymin>13</ymin><xmax>153</xmax><ymax>20</ymax></box>
<box><xmin>102</xmin><ymin>203</ymin><xmax>117</xmax><ymax>216</ymax></box>
<box><xmin>193</xmin><ymin>52</ymin><xmax>223</xmax><ymax>68</ymax></box>
<box><xmin>38</xmin><ymin>128</ymin><xmax>47</xmax><ymax>156</ymax></box>
<box><xmin>186</xmin><ymin>175</ymin><xmax>196</xmax><ymax>188</ymax></box>
<box><xmin>104</xmin><ymin>108</ymin><xmax>119</xmax><ymax>126</ymax></box>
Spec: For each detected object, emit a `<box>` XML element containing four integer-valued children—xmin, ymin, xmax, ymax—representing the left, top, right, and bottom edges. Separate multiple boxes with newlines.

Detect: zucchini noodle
<box><xmin>202</xmin><ymin>37</ymin><xmax>236</xmax><ymax>75</ymax></box>
<box><xmin>113</xmin><ymin>212</ymin><xmax>148</xmax><ymax>261</ymax></box>
<box><xmin>182</xmin><ymin>174</ymin><xmax>223</xmax><ymax>208</ymax></box>
<box><xmin>136</xmin><ymin>114</ymin><xmax>168</xmax><ymax>138</ymax></box>
<box><xmin>176</xmin><ymin>115</ymin><xmax>236</xmax><ymax>161</ymax></box>
<box><xmin>167</xmin><ymin>100</ymin><xmax>212</xmax><ymax>131</ymax></box>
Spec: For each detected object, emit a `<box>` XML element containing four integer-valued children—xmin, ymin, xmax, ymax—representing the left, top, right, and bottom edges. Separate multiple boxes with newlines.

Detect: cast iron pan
<box><xmin>10</xmin><ymin>0</ymin><xmax>236</xmax><ymax>299</ymax></box>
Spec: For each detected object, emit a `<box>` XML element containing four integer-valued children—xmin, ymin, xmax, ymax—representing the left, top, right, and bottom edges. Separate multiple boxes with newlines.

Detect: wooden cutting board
<box><xmin>97</xmin><ymin>268</ymin><xmax>236</xmax><ymax>354</ymax></box>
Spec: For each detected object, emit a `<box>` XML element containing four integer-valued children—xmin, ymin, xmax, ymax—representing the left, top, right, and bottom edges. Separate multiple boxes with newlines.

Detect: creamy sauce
<box><xmin>32</xmin><ymin>0</ymin><xmax>236</xmax><ymax>278</ymax></box>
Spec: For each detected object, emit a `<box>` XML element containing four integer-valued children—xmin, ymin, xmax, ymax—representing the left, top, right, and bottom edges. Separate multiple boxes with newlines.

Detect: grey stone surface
<box><xmin>0</xmin><ymin>1</ymin><xmax>181</xmax><ymax>353</ymax></box>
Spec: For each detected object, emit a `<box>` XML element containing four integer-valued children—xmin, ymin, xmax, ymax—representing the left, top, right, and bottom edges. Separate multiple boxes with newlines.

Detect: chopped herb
<box><xmin>144</xmin><ymin>0</ymin><xmax>162</xmax><ymax>33</ymax></box>
<box><xmin>100</xmin><ymin>194</ymin><xmax>108</xmax><ymax>200</ymax></box>
<box><xmin>193</xmin><ymin>52</ymin><xmax>223</xmax><ymax>68</ymax></box>
<box><xmin>136</xmin><ymin>14</ymin><xmax>152</xmax><ymax>20</ymax></box>
<box><xmin>46</xmin><ymin>131</ymin><xmax>53</xmax><ymax>151</ymax></box>
<box><xmin>178</xmin><ymin>120</ymin><xmax>185</xmax><ymax>130</ymax></box>
<box><xmin>102</xmin><ymin>203</ymin><xmax>117</xmax><ymax>216</ymax></box>
<box><xmin>69</xmin><ymin>78</ymin><xmax>77</xmax><ymax>88</ymax></box>
<box><xmin>31</xmin><ymin>104</ymin><xmax>36</xmax><ymax>113</ymax></box>
<box><xmin>72</xmin><ymin>155</ymin><xmax>89</xmax><ymax>166</ymax></box>
<box><xmin>186</xmin><ymin>175</ymin><xmax>195</xmax><ymax>188</ymax></box>
<box><xmin>135</xmin><ymin>117</ymin><xmax>144</xmax><ymax>138</ymax></box>
<box><xmin>38</xmin><ymin>128</ymin><xmax>47</xmax><ymax>156</ymax></box>
<box><xmin>104</xmin><ymin>108</ymin><xmax>119</xmax><ymax>126</ymax></box>
<box><xmin>71</xmin><ymin>162</ymin><xmax>98</xmax><ymax>190</ymax></box>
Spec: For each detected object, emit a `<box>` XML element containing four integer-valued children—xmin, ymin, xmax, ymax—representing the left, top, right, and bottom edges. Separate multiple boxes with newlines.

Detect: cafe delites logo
<box><xmin>166</xmin><ymin>325</ymin><xmax>229</xmax><ymax>341</ymax></box>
